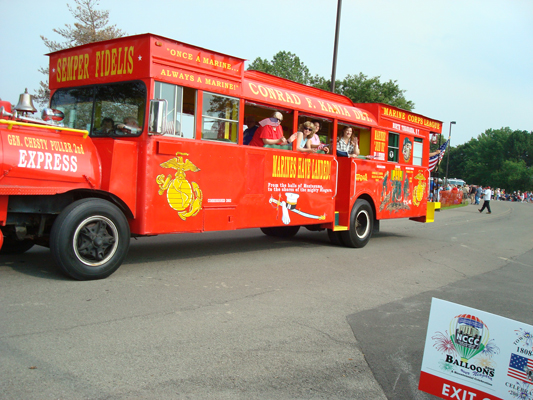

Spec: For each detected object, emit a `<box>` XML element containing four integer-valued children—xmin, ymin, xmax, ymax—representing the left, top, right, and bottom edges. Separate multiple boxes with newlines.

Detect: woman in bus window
<box><xmin>293</xmin><ymin>121</ymin><xmax>318</xmax><ymax>153</ymax></box>
<box><xmin>337</xmin><ymin>126</ymin><xmax>360</xmax><ymax>158</ymax></box>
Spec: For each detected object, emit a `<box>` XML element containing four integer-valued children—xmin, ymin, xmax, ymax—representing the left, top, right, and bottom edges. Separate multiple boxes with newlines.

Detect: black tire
<box><xmin>0</xmin><ymin>236</ymin><xmax>35</xmax><ymax>254</ymax></box>
<box><xmin>327</xmin><ymin>229</ymin><xmax>344</xmax><ymax>246</ymax></box>
<box><xmin>340</xmin><ymin>199</ymin><xmax>374</xmax><ymax>248</ymax></box>
<box><xmin>260</xmin><ymin>227</ymin><xmax>275</xmax><ymax>236</ymax></box>
<box><xmin>50</xmin><ymin>198</ymin><xmax>130</xmax><ymax>280</ymax></box>
<box><xmin>260</xmin><ymin>226</ymin><xmax>300</xmax><ymax>238</ymax></box>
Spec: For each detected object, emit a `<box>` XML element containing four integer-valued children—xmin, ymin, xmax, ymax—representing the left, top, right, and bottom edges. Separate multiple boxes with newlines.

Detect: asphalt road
<box><xmin>1</xmin><ymin>200</ymin><xmax>531</xmax><ymax>399</ymax></box>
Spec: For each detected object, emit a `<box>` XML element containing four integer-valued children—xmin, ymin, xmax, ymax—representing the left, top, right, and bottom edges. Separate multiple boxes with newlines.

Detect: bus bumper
<box><xmin>409</xmin><ymin>202</ymin><xmax>439</xmax><ymax>223</ymax></box>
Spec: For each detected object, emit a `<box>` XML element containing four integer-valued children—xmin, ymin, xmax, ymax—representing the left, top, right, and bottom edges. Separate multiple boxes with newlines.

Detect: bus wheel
<box><xmin>50</xmin><ymin>199</ymin><xmax>130</xmax><ymax>280</ymax></box>
<box><xmin>260</xmin><ymin>226</ymin><xmax>300</xmax><ymax>238</ymax></box>
<box><xmin>0</xmin><ymin>236</ymin><xmax>35</xmax><ymax>254</ymax></box>
<box><xmin>327</xmin><ymin>229</ymin><xmax>344</xmax><ymax>246</ymax></box>
<box><xmin>340</xmin><ymin>199</ymin><xmax>373</xmax><ymax>248</ymax></box>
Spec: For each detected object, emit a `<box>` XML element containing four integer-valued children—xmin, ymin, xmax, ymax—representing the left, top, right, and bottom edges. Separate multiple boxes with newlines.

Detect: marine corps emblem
<box><xmin>156</xmin><ymin>152</ymin><xmax>203</xmax><ymax>220</ymax></box>
<box><xmin>413</xmin><ymin>171</ymin><xmax>426</xmax><ymax>207</ymax></box>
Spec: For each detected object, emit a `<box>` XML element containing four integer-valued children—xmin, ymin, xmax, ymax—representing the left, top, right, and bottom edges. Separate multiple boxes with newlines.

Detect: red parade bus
<box><xmin>0</xmin><ymin>33</ymin><xmax>442</xmax><ymax>280</ymax></box>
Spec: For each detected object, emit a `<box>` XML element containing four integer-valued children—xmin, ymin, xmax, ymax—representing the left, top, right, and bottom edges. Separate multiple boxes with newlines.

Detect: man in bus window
<box><xmin>249</xmin><ymin>111</ymin><xmax>287</xmax><ymax>147</ymax></box>
<box><xmin>243</xmin><ymin>116</ymin><xmax>259</xmax><ymax>145</ymax></box>
<box><xmin>117</xmin><ymin>116</ymin><xmax>140</xmax><ymax>135</ymax></box>
<box><xmin>95</xmin><ymin>117</ymin><xmax>114</xmax><ymax>135</ymax></box>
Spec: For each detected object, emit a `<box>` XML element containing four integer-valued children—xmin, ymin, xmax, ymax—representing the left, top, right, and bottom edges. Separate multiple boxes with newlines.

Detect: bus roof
<box><xmin>47</xmin><ymin>32</ymin><xmax>441</xmax><ymax>132</ymax></box>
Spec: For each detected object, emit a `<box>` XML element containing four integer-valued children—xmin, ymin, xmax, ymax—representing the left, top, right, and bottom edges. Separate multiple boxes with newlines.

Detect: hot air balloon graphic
<box><xmin>450</xmin><ymin>314</ymin><xmax>490</xmax><ymax>363</ymax></box>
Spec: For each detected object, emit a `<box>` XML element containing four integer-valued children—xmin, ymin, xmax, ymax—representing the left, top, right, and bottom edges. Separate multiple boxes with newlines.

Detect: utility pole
<box><xmin>330</xmin><ymin>0</ymin><xmax>342</xmax><ymax>92</ymax></box>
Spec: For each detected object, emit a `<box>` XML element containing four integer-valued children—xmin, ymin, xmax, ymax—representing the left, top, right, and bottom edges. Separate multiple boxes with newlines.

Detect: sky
<box><xmin>0</xmin><ymin>0</ymin><xmax>531</xmax><ymax>146</ymax></box>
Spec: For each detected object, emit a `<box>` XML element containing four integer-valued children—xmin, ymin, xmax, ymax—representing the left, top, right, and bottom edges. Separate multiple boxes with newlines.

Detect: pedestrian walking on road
<box><xmin>479</xmin><ymin>186</ymin><xmax>492</xmax><ymax>214</ymax></box>
<box><xmin>475</xmin><ymin>185</ymin><xmax>482</xmax><ymax>205</ymax></box>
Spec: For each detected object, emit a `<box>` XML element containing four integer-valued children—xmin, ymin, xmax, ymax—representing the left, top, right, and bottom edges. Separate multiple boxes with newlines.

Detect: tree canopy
<box><xmin>247</xmin><ymin>51</ymin><xmax>311</xmax><ymax>85</ymax></box>
<box><xmin>446</xmin><ymin>128</ymin><xmax>533</xmax><ymax>191</ymax></box>
<box><xmin>35</xmin><ymin>0</ymin><xmax>126</xmax><ymax>105</ymax></box>
<box><xmin>247</xmin><ymin>51</ymin><xmax>414</xmax><ymax>111</ymax></box>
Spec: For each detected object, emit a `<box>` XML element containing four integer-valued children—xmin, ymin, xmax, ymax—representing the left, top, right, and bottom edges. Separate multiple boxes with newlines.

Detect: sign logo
<box><xmin>450</xmin><ymin>314</ymin><xmax>490</xmax><ymax>362</ymax></box>
<box><xmin>412</xmin><ymin>171</ymin><xmax>426</xmax><ymax>207</ymax></box>
<box><xmin>156</xmin><ymin>152</ymin><xmax>203</xmax><ymax>220</ymax></box>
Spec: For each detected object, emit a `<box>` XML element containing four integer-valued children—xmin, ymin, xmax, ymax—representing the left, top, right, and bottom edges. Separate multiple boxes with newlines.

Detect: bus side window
<box><xmin>388</xmin><ymin>132</ymin><xmax>399</xmax><ymax>162</ymax></box>
<box><xmin>356</xmin><ymin>127</ymin><xmax>371</xmax><ymax>156</ymax></box>
<box><xmin>297</xmin><ymin>116</ymin><xmax>333</xmax><ymax>154</ymax></box>
<box><xmin>243</xmin><ymin>102</ymin><xmax>293</xmax><ymax>148</ymax></box>
<box><xmin>202</xmin><ymin>92</ymin><xmax>239</xmax><ymax>143</ymax></box>
<box><xmin>413</xmin><ymin>138</ymin><xmax>423</xmax><ymax>166</ymax></box>
<box><xmin>154</xmin><ymin>81</ymin><xmax>197</xmax><ymax>138</ymax></box>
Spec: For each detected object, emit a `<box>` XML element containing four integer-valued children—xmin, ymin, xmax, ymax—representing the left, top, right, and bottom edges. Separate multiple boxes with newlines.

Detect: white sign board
<box><xmin>420</xmin><ymin>298</ymin><xmax>533</xmax><ymax>400</ymax></box>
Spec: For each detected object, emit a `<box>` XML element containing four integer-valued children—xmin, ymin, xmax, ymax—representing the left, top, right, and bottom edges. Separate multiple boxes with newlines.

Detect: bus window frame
<box><xmin>201</xmin><ymin>91</ymin><xmax>240</xmax><ymax>144</ymax></box>
<box><xmin>153</xmin><ymin>80</ymin><xmax>198</xmax><ymax>139</ymax></box>
<box><xmin>51</xmin><ymin>80</ymin><xmax>148</xmax><ymax>138</ymax></box>
<box><xmin>242</xmin><ymin>100</ymin><xmax>295</xmax><ymax>147</ymax></box>
<box><xmin>335</xmin><ymin>121</ymin><xmax>372</xmax><ymax>157</ymax></box>
<box><xmin>413</xmin><ymin>137</ymin><xmax>423</xmax><ymax>166</ymax></box>
<box><xmin>387</xmin><ymin>131</ymin><xmax>400</xmax><ymax>163</ymax></box>
<box><xmin>297</xmin><ymin>114</ymin><xmax>334</xmax><ymax>155</ymax></box>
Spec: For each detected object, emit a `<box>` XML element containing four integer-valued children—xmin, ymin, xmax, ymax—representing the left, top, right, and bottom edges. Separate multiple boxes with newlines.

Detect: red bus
<box><xmin>0</xmin><ymin>33</ymin><xmax>442</xmax><ymax>280</ymax></box>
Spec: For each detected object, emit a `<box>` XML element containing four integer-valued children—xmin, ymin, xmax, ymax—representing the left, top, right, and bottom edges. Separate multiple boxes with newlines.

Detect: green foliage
<box><xmin>248</xmin><ymin>51</ymin><xmax>311</xmax><ymax>85</ymax></box>
<box><xmin>336</xmin><ymin>73</ymin><xmax>414</xmax><ymax>111</ymax></box>
<box><xmin>447</xmin><ymin>128</ymin><xmax>533</xmax><ymax>191</ymax></box>
<box><xmin>248</xmin><ymin>53</ymin><xmax>414</xmax><ymax>111</ymax></box>
<box><xmin>35</xmin><ymin>0</ymin><xmax>126</xmax><ymax>105</ymax></box>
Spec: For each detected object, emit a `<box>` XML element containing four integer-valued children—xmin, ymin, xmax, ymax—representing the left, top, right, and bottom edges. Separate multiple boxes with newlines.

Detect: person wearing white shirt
<box><xmin>478</xmin><ymin>186</ymin><xmax>492</xmax><ymax>214</ymax></box>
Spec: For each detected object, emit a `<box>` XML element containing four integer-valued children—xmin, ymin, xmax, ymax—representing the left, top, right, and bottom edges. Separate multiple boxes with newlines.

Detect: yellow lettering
<box><xmin>284</xmin><ymin>92</ymin><xmax>294</xmax><ymax>104</ymax></box>
<box><xmin>249</xmin><ymin>83</ymin><xmax>259</xmax><ymax>95</ymax></box>
<box><xmin>104</xmin><ymin>50</ymin><xmax>111</xmax><ymax>76</ymax></box>
<box><xmin>66</xmin><ymin>57</ymin><xmax>73</xmax><ymax>81</ymax></box>
<box><xmin>111</xmin><ymin>48</ymin><xmax>117</xmax><ymax>75</ymax></box>
<box><xmin>127</xmin><ymin>46</ymin><xmax>134</xmax><ymax>74</ymax></box>
<box><xmin>266</xmin><ymin>87</ymin><xmax>277</xmax><ymax>100</ymax></box>
<box><xmin>258</xmin><ymin>85</ymin><xmax>269</xmax><ymax>98</ymax></box>
<box><xmin>57</xmin><ymin>59</ymin><xmax>62</xmax><ymax>82</ymax></box>
<box><xmin>274</xmin><ymin>89</ymin><xmax>286</xmax><ymax>102</ymax></box>
<box><xmin>117</xmin><ymin>47</ymin><xmax>123</xmax><ymax>74</ymax></box>
<box><xmin>61</xmin><ymin>58</ymin><xmax>67</xmax><ymax>82</ymax></box>
<box><xmin>72</xmin><ymin>56</ymin><xmax>78</xmax><ymax>80</ymax></box>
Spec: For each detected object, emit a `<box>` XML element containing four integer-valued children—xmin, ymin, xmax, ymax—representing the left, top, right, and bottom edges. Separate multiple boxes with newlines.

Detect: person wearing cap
<box><xmin>248</xmin><ymin>111</ymin><xmax>287</xmax><ymax>147</ymax></box>
<box><xmin>478</xmin><ymin>186</ymin><xmax>492</xmax><ymax>214</ymax></box>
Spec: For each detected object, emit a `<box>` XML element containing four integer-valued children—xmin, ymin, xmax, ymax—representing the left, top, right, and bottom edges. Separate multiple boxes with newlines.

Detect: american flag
<box><xmin>508</xmin><ymin>353</ymin><xmax>533</xmax><ymax>383</ymax></box>
<box><xmin>428</xmin><ymin>139</ymin><xmax>449</xmax><ymax>172</ymax></box>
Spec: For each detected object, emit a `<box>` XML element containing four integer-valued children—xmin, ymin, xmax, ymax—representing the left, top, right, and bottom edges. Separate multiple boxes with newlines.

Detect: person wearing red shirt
<box><xmin>248</xmin><ymin>111</ymin><xmax>287</xmax><ymax>147</ymax></box>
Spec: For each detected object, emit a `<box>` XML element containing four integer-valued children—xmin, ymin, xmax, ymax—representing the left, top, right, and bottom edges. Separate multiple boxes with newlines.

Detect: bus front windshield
<box><xmin>50</xmin><ymin>81</ymin><xmax>147</xmax><ymax>137</ymax></box>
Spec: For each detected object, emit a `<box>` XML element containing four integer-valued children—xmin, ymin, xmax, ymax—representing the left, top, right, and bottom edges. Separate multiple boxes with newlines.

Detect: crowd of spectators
<box><xmin>429</xmin><ymin>180</ymin><xmax>533</xmax><ymax>204</ymax></box>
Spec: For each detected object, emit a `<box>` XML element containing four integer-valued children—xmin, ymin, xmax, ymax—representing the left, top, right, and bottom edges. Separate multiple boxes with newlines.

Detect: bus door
<box><xmin>147</xmin><ymin>83</ymin><xmax>246</xmax><ymax>234</ymax></box>
<box><xmin>333</xmin><ymin>123</ymin><xmax>373</xmax><ymax>226</ymax></box>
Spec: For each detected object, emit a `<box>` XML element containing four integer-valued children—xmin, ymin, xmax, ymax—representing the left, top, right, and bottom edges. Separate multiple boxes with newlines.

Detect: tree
<box><xmin>248</xmin><ymin>51</ymin><xmax>311</xmax><ymax>85</ymax></box>
<box><xmin>35</xmin><ymin>0</ymin><xmax>126</xmax><ymax>105</ymax></box>
<box><xmin>447</xmin><ymin>128</ymin><xmax>533</xmax><ymax>191</ymax></box>
<box><xmin>248</xmin><ymin>52</ymin><xmax>414</xmax><ymax>111</ymax></box>
<box><xmin>336</xmin><ymin>73</ymin><xmax>414</xmax><ymax>111</ymax></box>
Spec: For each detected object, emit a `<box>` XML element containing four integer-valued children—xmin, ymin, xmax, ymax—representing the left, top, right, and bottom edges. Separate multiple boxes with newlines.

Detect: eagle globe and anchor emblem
<box><xmin>156</xmin><ymin>152</ymin><xmax>203</xmax><ymax>220</ymax></box>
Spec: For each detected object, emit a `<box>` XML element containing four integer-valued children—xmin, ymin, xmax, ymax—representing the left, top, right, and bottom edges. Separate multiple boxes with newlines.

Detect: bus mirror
<box><xmin>41</xmin><ymin>108</ymin><xmax>65</xmax><ymax>122</ymax></box>
<box><xmin>148</xmin><ymin>99</ymin><xmax>167</xmax><ymax>135</ymax></box>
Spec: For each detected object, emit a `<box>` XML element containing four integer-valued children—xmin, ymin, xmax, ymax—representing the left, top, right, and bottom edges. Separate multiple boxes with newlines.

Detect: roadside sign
<box><xmin>420</xmin><ymin>298</ymin><xmax>533</xmax><ymax>400</ymax></box>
